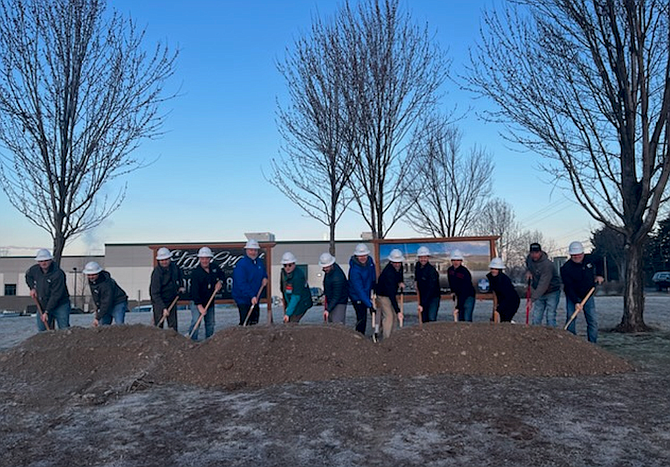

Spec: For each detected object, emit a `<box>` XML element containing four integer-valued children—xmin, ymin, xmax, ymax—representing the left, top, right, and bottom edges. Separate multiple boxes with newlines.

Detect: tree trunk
<box><xmin>614</xmin><ymin>241</ymin><xmax>652</xmax><ymax>332</ymax></box>
<box><xmin>52</xmin><ymin>233</ymin><xmax>66</xmax><ymax>267</ymax></box>
<box><xmin>329</xmin><ymin>222</ymin><xmax>336</xmax><ymax>256</ymax></box>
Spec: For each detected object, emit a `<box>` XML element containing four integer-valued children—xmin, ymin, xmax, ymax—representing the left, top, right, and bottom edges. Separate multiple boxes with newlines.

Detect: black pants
<box><xmin>237</xmin><ymin>303</ymin><xmax>259</xmax><ymax>325</ymax></box>
<box><xmin>152</xmin><ymin>301</ymin><xmax>178</xmax><ymax>331</ymax></box>
<box><xmin>352</xmin><ymin>300</ymin><xmax>368</xmax><ymax>334</ymax></box>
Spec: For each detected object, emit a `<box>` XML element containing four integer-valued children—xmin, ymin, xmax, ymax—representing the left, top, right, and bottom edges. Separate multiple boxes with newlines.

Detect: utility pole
<box><xmin>72</xmin><ymin>267</ymin><xmax>78</xmax><ymax>309</ymax></box>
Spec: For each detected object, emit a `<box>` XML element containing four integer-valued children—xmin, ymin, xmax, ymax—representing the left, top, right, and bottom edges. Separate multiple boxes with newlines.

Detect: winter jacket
<box><xmin>149</xmin><ymin>262</ymin><xmax>183</xmax><ymax>311</ymax></box>
<box><xmin>560</xmin><ymin>254</ymin><xmax>603</xmax><ymax>305</ymax></box>
<box><xmin>88</xmin><ymin>271</ymin><xmax>128</xmax><ymax>321</ymax></box>
<box><xmin>415</xmin><ymin>261</ymin><xmax>440</xmax><ymax>307</ymax></box>
<box><xmin>232</xmin><ymin>255</ymin><xmax>268</xmax><ymax>305</ymax></box>
<box><xmin>447</xmin><ymin>265</ymin><xmax>476</xmax><ymax>311</ymax></box>
<box><xmin>375</xmin><ymin>262</ymin><xmax>404</xmax><ymax>314</ymax></box>
<box><xmin>323</xmin><ymin>263</ymin><xmax>349</xmax><ymax>312</ymax></box>
<box><xmin>25</xmin><ymin>262</ymin><xmax>70</xmax><ymax>312</ymax></box>
<box><xmin>526</xmin><ymin>251</ymin><xmax>562</xmax><ymax>300</ymax></box>
<box><xmin>487</xmin><ymin>271</ymin><xmax>520</xmax><ymax>322</ymax></box>
<box><xmin>280</xmin><ymin>266</ymin><xmax>313</xmax><ymax>317</ymax></box>
<box><xmin>348</xmin><ymin>255</ymin><xmax>376</xmax><ymax>308</ymax></box>
<box><xmin>191</xmin><ymin>263</ymin><xmax>226</xmax><ymax>308</ymax></box>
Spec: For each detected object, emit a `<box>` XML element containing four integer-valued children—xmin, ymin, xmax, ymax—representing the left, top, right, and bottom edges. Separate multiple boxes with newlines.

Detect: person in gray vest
<box><xmin>526</xmin><ymin>243</ymin><xmax>562</xmax><ymax>327</ymax></box>
<box><xmin>25</xmin><ymin>248</ymin><xmax>71</xmax><ymax>331</ymax></box>
<box><xmin>83</xmin><ymin>261</ymin><xmax>128</xmax><ymax>326</ymax></box>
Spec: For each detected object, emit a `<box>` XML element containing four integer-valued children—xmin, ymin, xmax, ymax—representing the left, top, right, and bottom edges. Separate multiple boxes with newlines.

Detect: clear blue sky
<box><xmin>0</xmin><ymin>0</ymin><xmax>594</xmax><ymax>257</ymax></box>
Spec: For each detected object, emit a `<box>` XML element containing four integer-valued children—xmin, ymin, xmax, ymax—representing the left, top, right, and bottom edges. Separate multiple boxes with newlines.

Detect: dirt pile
<box><xmin>0</xmin><ymin>322</ymin><xmax>633</xmax><ymax>404</ymax></box>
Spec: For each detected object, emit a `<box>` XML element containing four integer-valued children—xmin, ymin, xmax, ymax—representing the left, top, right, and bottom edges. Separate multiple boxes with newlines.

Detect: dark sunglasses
<box><xmin>283</xmin><ymin>263</ymin><xmax>295</xmax><ymax>268</ymax></box>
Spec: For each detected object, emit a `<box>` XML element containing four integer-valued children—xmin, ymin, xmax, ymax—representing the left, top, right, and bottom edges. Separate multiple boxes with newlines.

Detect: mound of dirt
<box><xmin>0</xmin><ymin>322</ymin><xmax>633</xmax><ymax>405</ymax></box>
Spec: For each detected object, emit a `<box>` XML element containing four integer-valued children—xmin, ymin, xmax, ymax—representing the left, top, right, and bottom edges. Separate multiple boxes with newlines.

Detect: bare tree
<box><xmin>404</xmin><ymin>117</ymin><xmax>493</xmax><ymax>237</ymax></box>
<box><xmin>337</xmin><ymin>0</ymin><xmax>449</xmax><ymax>238</ymax></box>
<box><xmin>467</xmin><ymin>0</ymin><xmax>670</xmax><ymax>331</ymax></box>
<box><xmin>271</xmin><ymin>15</ymin><xmax>355</xmax><ymax>255</ymax></box>
<box><xmin>475</xmin><ymin>198</ymin><xmax>520</xmax><ymax>263</ymax></box>
<box><xmin>0</xmin><ymin>0</ymin><xmax>176</xmax><ymax>262</ymax></box>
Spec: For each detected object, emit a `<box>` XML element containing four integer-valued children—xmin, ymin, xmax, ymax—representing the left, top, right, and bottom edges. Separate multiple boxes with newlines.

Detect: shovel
<box><xmin>452</xmin><ymin>294</ymin><xmax>458</xmax><ymax>322</ymax></box>
<box><xmin>33</xmin><ymin>296</ymin><xmax>51</xmax><ymax>331</ymax></box>
<box><xmin>525</xmin><ymin>278</ymin><xmax>531</xmax><ymax>325</ymax></box>
<box><xmin>189</xmin><ymin>287</ymin><xmax>218</xmax><ymax>339</ymax></box>
<box><xmin>398</xmin><ymin>291</ymin><xmax>404</xmax><ymax>328</ymax></box>
<box><xmin>564</xmin><ymin>287</ymin><xmax>596</xmax><ymax>331</ymax></box>
<box><xmin>416</xmin><ymin>287</ymin><xmax>423</xmax><ymax>329</ymax></box>
<box><xmin>243</xmin><ymin>283</ymin><xmax>266</xmax><ymax>326</ymax></box>
<box><xmin>491</xmin><ymin>293</ymin><xmax>500</xmax><ymax>323</ymax></box>
<box><xmin>370</xmin><ymin>293</ymin><xmax>379</xmax><ymax>343</ymax></box>
<box><xmin>156</xmin><ymin>295</ymin><xmax>180</xmax><ymax>328</ymax></box>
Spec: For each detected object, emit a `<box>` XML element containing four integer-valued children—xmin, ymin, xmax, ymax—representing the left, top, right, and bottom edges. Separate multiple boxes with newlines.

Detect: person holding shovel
<box><xmin>150</xmin><ymin>247</ymin><xmax>184</xmax><ymax>332</ymax></box>
<box><xmin>415</xmin><ymin>246</ymin><xmax>441</xmax><ymax>323</ymax></box>
<box><xmin>447</xmin><ymin>249</ymin><xmax>476</xmax><ymax>322</ymax></box>
<box><xmin>280</xmin><ymin>252</ymin><xmax>312</xmax><ymax>323</ymax></box>
<box><xmin>486</xmin><ymin>257</ymin><xmax>520</xmax><ymax>322</ymax></box>
<box><xmin>319</xmin><ymin>252</ymin><xmax>349</xmax><ymax>324</ymax></box>
<box><xmin>25</xmin><ymin>248</ymin><xmax>71</xmax><ymax>331</ymax></box>
<box><xmin>375</xmin><ymin>249</ymin><xmax>405</xmax><ymax>338</ymax></box>
<box><xmin>348</xmin><ymin>243</ymin><xmax>376</xmax><ymax>334</ymax></box>
<box><xmin>83</xmin><ymin>261</ymin><xmax>128</xmax><ymax>326</ymax></box>
<box><xmin>526</xmin><ymin>242</ymin><xmax>562</xmax><ymax>327</ymax></box>
<box><xmin>188</xmin><ymin>247</ymin><xmax>225</xmax><ymax>340</ymax></box>
<box><xmin>560</xmin><ymin>241</ymin><xmax>604</xmax><ymax>343</ymax></box>
<box><xmin>232</xmin><ymin>239</ymin><xmax>268</xmax><ymax>326</ymax></box>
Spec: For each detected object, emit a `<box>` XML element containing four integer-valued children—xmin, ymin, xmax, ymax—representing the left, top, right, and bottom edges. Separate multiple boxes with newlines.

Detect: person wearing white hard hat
<box><xmin>319</xmin><ymin>252</ymin><xmax>349</xmax><ymax>324</ymax></box>
<box><xmin>348</xmin><ymin>243</ymin><xmax>376</xmax><ymax>334</ymax></box>
<box><xmin>25</xmin><ymin>249</ymin><xmax>71</xmax><ymax>331</ymax></box>
<box><xmin>447</xmin><ymin>249</ymin><xmax>476</xmax><ymax>321</ymax></box>
<box><xmin>560</xmin><ymin>241</ymin><xmax>604</xmax><ymax>343</ymax></box>
<box><xmin>486</xmin><ymin>257</ymin><xmax>520</xmax><ymax>322</ymax></box>
<box><xmin>188</xmin><ymin>246</ymin><xmax>225</xmax><ymax>339</ymax></box>
<box><xmin>83</xmin><ymin>262</ymin><xmax>129</xmax><ymax>326</ymax></box>
<box><xmin>415</xmin><ymin>246</ymin><xmax>441</xmax><ymax>323</ymax></box>
<box><xmin>374</xmin><ymin>249</ymin><xmax>405</xmax><ymax>338</ymax></box>
<box><xmin>150</xmin><ymin>247</ymin><xmax>184</xmax><ymax>331</ymax></box>
<box><xmin>525</xmin><ymin>242</ymin><xmax>562</xmax><ymax>327</ymax></box>
<box><xmin>280</xmin><ymin>252</ymin><xmax>313</xmax><ymax>323</ymax></box>
<box><xmin>232</xmin><ymin>240</ymin><xmax>269</xmax><ymax>325</ymax></box>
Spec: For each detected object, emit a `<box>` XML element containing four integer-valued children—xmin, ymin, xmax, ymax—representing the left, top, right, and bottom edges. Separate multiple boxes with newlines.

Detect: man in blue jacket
<box><xmin>348</xmin><ymin>243</ymin><xmax>375</xmax><ymax>334</ymax></box>
<box><xmin>232</xmin><ymin>239</ymin><xmax>268</xmax><ymax>325</ymax></box>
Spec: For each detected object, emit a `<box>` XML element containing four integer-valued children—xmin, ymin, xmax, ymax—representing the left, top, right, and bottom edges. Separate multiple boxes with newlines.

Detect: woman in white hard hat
<box><xmin>319</xmin><ymin>252</ymin><xmax>349</xmax><ymax>324</ymax></box>
<box><xmin>83</xmin><ymin>261</ymin><xmax>128</xmax><ymax>326</ymax></box>
<box><xmin>348</xmin><ymin>243</ymin><xmax>376</xmax><ymax>334</ymax></box>
<box><xmin>232</xmin><ymin>239</ymin><xmax>269</xmax><ymax>326</ymax></box>
<box><xmin>486</xmin><ymin>257</ymin><xmax>520</xmax><ymax>322</ymax></box>
<box><xmin>150</xmin><ymin>247</ymin><xmax>184</xmax><ymax>331</ymax></box>
<box><xmin>447</xmin><ymin>249</ymin><xmax>476</xmax><ymax>321</ymax></box>
<box><xmin>280</xmin><ymin>252</ymin><xmax>313</xmax><ymax>323</ymax></box>
<box><xmin>188</xmin><ymin>246</ymin><xmax>225</xmax><ymax>340</ymax></box>
<box><xmin>375</xmin><ymin>249</ymin><xmax>405</xmax><ymax>338</ymax></box>
<box><xmin>24</xmin><ymin>248</ymin><xmax>71</xmax><ymax>331</ymax></box>
<box><xmin>414</xmin><ymin>246</ymin><xmax>440</xmax><ymax>323</ymax></box>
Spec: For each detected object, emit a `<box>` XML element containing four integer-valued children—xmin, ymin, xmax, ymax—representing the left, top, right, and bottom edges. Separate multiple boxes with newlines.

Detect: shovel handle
<box><xmin>189</xmin><ymin>287</ymin><xmax>217</xmax><ymax>338</ymax></box>
<box><xmin>564</xmin><ymin>287</ymin><xmax>596</xmax><ymax>330</ymax></box>
<box><xmin>32</xmin><ymin>296</ymin><xmax>51</xmax><ymax>331</ymax></box>
<box><xmin>157</xmin><ymin>295</ymin><xmax>180</xmax><ymax>327</ymax></box>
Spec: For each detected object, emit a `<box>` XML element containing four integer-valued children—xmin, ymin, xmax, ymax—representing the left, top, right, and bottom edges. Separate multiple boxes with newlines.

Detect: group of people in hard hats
<box><xmin>24</xmin><ymin>238</ymin><xmax>603</xmax><ymax>343</ymax></box>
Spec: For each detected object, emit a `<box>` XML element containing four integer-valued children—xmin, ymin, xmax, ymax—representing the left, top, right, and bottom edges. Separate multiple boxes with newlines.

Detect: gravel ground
<box><xmin>1</xmin><ymin>294</ymin><xmax>669</xmax><ymax>466</ymax></box>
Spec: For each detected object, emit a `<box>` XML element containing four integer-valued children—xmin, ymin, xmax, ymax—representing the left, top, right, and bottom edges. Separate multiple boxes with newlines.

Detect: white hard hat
<box><xmin>245</xmin><ymin>239</ymin><xmax>260</xmax><ymax>249</ymax></box>
<box><xmin>35</xmin><ymin>249</ymin><xmax>53</xmax><ymax>261</ymax></box>
<box><xmin>281</xmin><ymin>252</ymin><xmax>297</xmax><ymax>264</ymax></box>
<box><xmin>83</xmin><ymin>261</ymin><xmax>103</xmax><ymax>275</ymax></box>
<box><xmin>197</xmin><ymin>246</ymin><xmax>213</xmax><ymax>258</ymax></box>
<box><xmin>354</xmin><ymin>243</ymin><xmax>370</xmax><ymax>256</ymax></box>
<box><xmin>388</xmin><ymin>249</ymin><xmax>404</xmax><ymax>263</ymax></box>
<box><xmin>318</xmin><ymin>252</ymin><xmax>336</xmax><ymax>268</ymax></box>
<box><xmin>451</xmin><ymin>250</ymin><xmax>464</xmax><ymax>261</ymax></box>
<box><xmin>489</xmin><ymin>257</ymin><xmax>505</xmax><ymax>269</ymax></box>
<box><xmin>568</xmin><ymin>241</ymin><xmax>585</xmax><ymax>255</ymax></box>
<box><xmin>417</xmin><ymin>246</ymin><xmax>430</xmax><ymax>257</ymax></box>
<box><xmin>156</xmin><ymin>247</ymin><xmax>172</xmax><ymax>260</ymax></box>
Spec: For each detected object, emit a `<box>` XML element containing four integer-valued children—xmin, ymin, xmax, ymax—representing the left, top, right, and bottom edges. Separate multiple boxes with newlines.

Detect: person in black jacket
<box><xmin>319</xmin><ymin>252</ymin><xmax>348</xmax><ymax>324</ymax></box>
<box><xmin>415</xmin><ymin>246</ymin><xmax>441</xmax><ymax>323</ymax></box>
<box><xmin>25</xmin><ymin>248</ymin><xmax>71</xmax><ymax>331</ymax></box>
<box><xmin>188</xmin><ymin>246</ymin><xmax>225</xmax><ymax>340</ymax></box>
<box><xmin>486</xmin><ymin>258</ymin><xmax>520</xmax><ymax>322</ymax></box>
<box><xmin>375</xmin><ymin>249</ymin><xmax>406</xmax><ymax>338</ymax></box>
<box><xmin>561</xmin><ymin>241</ymin><xmax>604</xmax><ymax>343</ymax></box>
<box><xmin>83</xmin><ymin>261</ymin><xmax>128</xmax><ymax>326</ymax></box>
<box><xmin>150</xmin><ymin>247</ymin><xmax>184</xmax><ymax>331</ymax></box>
<box><xmin>447</xmin><ymin>249</ymin><xmax>476</xmax><ymax>322</ymax></box>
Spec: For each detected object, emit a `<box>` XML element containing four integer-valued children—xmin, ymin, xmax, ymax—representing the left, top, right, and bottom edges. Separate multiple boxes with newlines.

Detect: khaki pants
<box><xmin>376</xmin><ymin>296</ymin><xmax>397</xmax><ymax>339</ymax></box>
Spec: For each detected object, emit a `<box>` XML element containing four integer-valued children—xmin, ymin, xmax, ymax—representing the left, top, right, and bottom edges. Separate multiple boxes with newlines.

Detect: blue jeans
<box><xmin>566</xmin><ymin>296</ymin><xmax>598</xmax><ymax>343</ymax></box>
<box><xmin>531</xmin><ymin>290</ymin><xmax>560</xmax><ymax>327</ymax></box>
<box><xmin>421</xmin><ymin>297</ymin><xmax>441</xmax><ymax>322</ymax></box>
<box><xmin>188</xmin><ymin>302</ymin><xmax>215</xmax><ymax>340</ymax></box>
<box><xmin>36</xmin><ymin>301</ymin><xmax>71</xmax><ymax>331</ymax></box>
<box><xmin>458</xmin><ymin>296</ymin><xmax>475</xmax><ymax>322</ymax></box>
<box><xmin>99</xmin><ymin>301</ymin><xmax>127</xmax><ymax>325</ymax></box>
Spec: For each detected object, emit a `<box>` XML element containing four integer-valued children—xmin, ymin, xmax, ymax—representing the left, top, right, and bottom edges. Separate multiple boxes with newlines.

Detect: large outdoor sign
<box><xmin>149</xmin><ymin>243</ymin><xmax>274</xmax><ymax>304</ymax></box>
